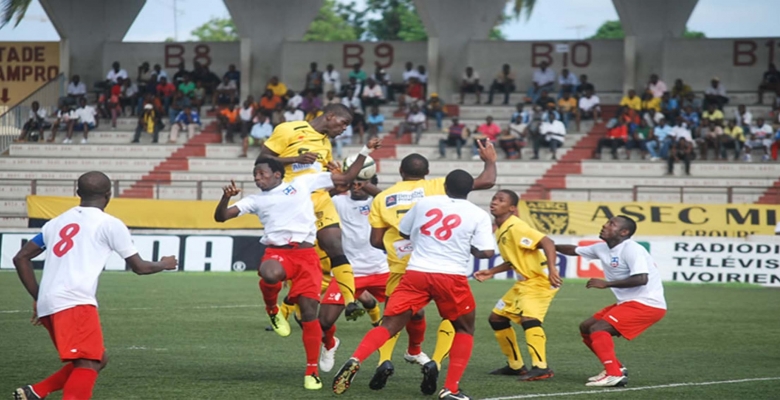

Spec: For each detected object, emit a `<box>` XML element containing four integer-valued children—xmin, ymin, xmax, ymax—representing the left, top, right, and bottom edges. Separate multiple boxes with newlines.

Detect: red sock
<box><xmin>444</xmin><ymin>333</ymin><xmax>473</xmax><ymax>393</ymax></box>
<box><xmin>62</xmin><ymin>367</ymin><xmax>98</xmax><ymax>400</ymax></box>
<box><xmin>323</xmin><ymin>324</ymin><xmax>337</xmax><ymax>350</ymax></box>
<box><xmin>581</xmin><ymin>332</ymin><xmax>595</xmax><ymax>353</ymax></box>
<box><xmin>590</xmin><ymin>331</ymin><xmax>622</xmax><ymax>376</ymax></box>
<box><xmin>259</xmin><ymin>280</ymin><xmax>282</xmax><ymax>314</ymax></box>
<box><xmin>352</xmin><ymin>326</ymin><xmax>391</xmax><ymax>362</ymax></box>
<box><xmin>302</xmin><ymin>320</ymin><xmax>322</xmax><ymax>375</ymax></box>
<box><xmin>405</xmin><ymin>317</ymin><xmax>426</xmax><ymax>355</ymax></box>
<box><xmin>32</xmin><ymin>363</ymin><xmax>74</xmax><ymax>397</ymax></box>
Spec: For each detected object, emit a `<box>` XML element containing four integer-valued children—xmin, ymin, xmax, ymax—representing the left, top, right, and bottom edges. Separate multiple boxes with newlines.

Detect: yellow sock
<box><xmin>331</xmin><ymin>264</ymin><xmax>356</xmax><ymax>303</ymax></box>
<box><xmin>279</xmin><ymin>301</ymin><xmax>296</xmax><ymax>321</ymax></box>
<box><xmin>378</xmin><ymin>332</ymin><xmax>400</xmax><ymax>365</ymax></box>
<box><xmin>367</xmin><ymin>304</ymin><xmax>382</xmax><ymax>325</ymax></box>
<box><xmin>431</xmin><ymin>319</ymin><xmax>455</xmax><ymax>368</ymax></box>
<box><xmin>494</xmin><ymin>327</ymin><xmax>524</xmax><ymax>370</ymax></box>
<box><xmin>524</xmin><ymin>326</ymin><xmax>548</xmax><ymax>369</ymax></box>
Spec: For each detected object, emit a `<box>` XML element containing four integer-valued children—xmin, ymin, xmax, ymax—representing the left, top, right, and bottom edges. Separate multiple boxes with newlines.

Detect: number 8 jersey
<box><xmin>399</xmin><ymin>195</ymin><xmax>494</xmax><ymax>276</ymax></box>
<box><xmin>37</xmin><ymin>206</ymin><xmax>138</xmax><ymax>318</ymax></box>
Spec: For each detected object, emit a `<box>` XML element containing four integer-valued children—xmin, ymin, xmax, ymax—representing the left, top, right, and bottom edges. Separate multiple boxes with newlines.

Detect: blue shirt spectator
<box><xmin>653</xmin><ymin>121</ymin><xmax>673</xmax><ymax>141</ymax></box>
<box><xmin>680</xmin><ymin>107</ymin><xmax>699</xmax><ymax>130</ymax></box>
<box><xmin>174</xmin><ymin>109</ymin><xmax>201</xmax><ymax>125</ymax></box>
<box><xmin>366</xmin><ymin>111</ymin><xmax>385</xmax><ymax>132</ymax></box>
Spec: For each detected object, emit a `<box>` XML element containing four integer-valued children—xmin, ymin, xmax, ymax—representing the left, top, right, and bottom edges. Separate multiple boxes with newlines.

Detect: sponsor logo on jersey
<box><xmin>359</xmin><ymin>205</ymin><xmax>370</xmax><ymax>215</ymax></box>
<box><xmin>520</xmin><ymin>237</ymin><xmax>533</xmax><ymax>246</ymax></box>
<box><xmin>610</xmin><ymin>257</ymin><xmax>619</xmax><ymax>268</ymax></box>
<box><xmin>385</xmin><ymin>194</ymin><xmax>397</xmax><ymax>207</ymax></box>
<box><xmin>527</xmin><ymin>201</ymin><xmax>569</xmax><ymax>234</ymax></box>
<box><xmin>384</xmin><ymin>188</ymin><xmax>426</xmax><ymax>209</ymax></box>
<box><xmin>283</xmin><ymin>185</ymin><xmax>297</xmax><ymax>196</ymax></box>
<box><xmin>396</xmin><ymin>242</ymin><xmax>414</xmax><ymax>254</ymax></box>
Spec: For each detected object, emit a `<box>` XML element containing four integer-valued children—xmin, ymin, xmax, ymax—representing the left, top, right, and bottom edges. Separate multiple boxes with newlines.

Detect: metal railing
<box><xmin>0</xmin><ymin>74</ymin><xmax>66</xmax><ymax>154</ymax></box>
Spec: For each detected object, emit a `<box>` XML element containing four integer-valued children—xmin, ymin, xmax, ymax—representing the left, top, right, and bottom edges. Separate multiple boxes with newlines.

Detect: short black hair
<box><xmin>498</xmin><ymin>189</ymin><xmax>519</xmax><ymax>206</ymax></box>
<box><xmin>370</xmin><ymin>175</ymin><xmax>379</xmax><ymax>185</ymax></box>
<box><xmin>254</xmin><ymin>157</ymin><xmax>285</xmax><ymax>179</ymax></box>
<box><xmin>400</xmin><ymin>153</ymin><xmax>429</xmax><ymax>178</ymax></box>
<box><xmin>616</xmin><ymin>215</ymin><xmax>637</xmax><ymax>237</ymax></box>
<box><xmin>77</xmin><ymin>171</ymin><xmax>111</xmax><ymax>200</ymax></box>
<box><xmin>323</xmin><ymin>103</ymin><xmax>353</xmax><ymax>120</ymax></box>
<box><xmin>444</xmin><ymin>169</ymin><xmax>473</xmax><ymax>198</ymax></box>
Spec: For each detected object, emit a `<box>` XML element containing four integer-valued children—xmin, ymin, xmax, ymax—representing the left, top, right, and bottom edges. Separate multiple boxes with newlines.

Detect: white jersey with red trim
<box><xmin>332</xmin><ymin>194</ymin><xmax>389</xmax><ymax>277</ymax></box>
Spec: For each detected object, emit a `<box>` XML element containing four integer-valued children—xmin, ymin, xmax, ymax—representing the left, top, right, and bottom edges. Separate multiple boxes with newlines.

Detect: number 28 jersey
<box><xmin>399</xmin><ymin>195</ymin><xmax>494</xmax><ymax>276</ymax></box>
<box><xmin>37</xmin><ymin>207</ymin><xmax>138</xmax><ymax>318</ymax></box>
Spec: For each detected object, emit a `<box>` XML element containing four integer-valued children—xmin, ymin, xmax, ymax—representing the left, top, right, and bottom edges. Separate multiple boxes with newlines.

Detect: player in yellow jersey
<box><xmin>366</xmin><ymin>141</ymin><xmax>496</xmax><ymax>395</ymax></box>
<box><xmin>474</xmin><ymin>189</ymin><xmax>563</xmax><ymax>381</ymax></box>
<box><xmin>260</xmin><ymin>104</ymin><xmax>366</xmax><ymax>331</ymax></box>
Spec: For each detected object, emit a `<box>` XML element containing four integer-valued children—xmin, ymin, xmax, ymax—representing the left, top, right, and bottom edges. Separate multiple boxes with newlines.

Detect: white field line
<box><xmin>0</xmin><ymin>304</ymin><xmax>261</xmax><ymax>314</ymax></box>
<box><xmin>481</xmin><ymin>376</ymin><xmax>780</xmax><ymax>400</ymax></box>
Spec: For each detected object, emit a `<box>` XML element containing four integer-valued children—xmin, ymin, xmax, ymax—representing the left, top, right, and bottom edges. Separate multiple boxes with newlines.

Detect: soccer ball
<box><xmin>342</xmin><ymin>154</ymin><xmax>377</xmax><ymax>180</ymax></box>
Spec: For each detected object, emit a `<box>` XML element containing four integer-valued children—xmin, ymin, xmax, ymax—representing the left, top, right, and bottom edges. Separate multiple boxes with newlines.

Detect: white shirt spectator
<box><xmin>751</xmin><ymin>123</ymin><xmax>774</xmax><ymax>146</ymax></box>
<box><xmin>323</xmin><ymin>69</ymin><xmax>341</xmax><ymax>92</ymax></box>
<box><xmin>399</xmin><ymin>195</ymin><xmax>494</xmax><ymax>277</ymax></box>
<box><xmin>558</xmin><ymin>73</ymin><xmax>579</xmax><ymax>87</ymax></box>
<box><xmin>37</xmin><ymin>206</ymin><xmax>138</xmax><ymax>317</ymax></box>
<box><xmin>462</xmin><ymin>70</ymin><xmax>480</xmax><ymax>84</ymax></box>
<box><xmin>67</xmin><ymin>81</ymin><xmax>87</xmax><ymax>96</ymax></box>
<box><xmin>73</xmin><ymin>105</ymin><xmax>97</xmax><ymax>125</ymax></box>
<box><xmin>533</xmin><ymin>67</ymin><xmax>556</xmax><ymax>86</ymax></box>
<box><xmin>417</xmin><ymin>71</ymin><xmax>428</xmax><ymax>84</ymax></box>
<box><xmin>333</xmin><ymin>195</ymin><xmax>390</xmax><ymax>277</ymax></box>
<box><xmin>56</xmin><ymin>109</ymin><xmax>74</xmax><ymax>122</ymax></box>
<box><xmin>341</xmin><ymin>96</ymin><xmax>363</xmax><ymax>114</ymax></box>
<box><xmin>239</xmin><ymin>106</ymin><xmax>254</xmax><ymax>122</ymax></box>
<box><xmin>705</xmin><ymin>83</ymin><xmax>728</xmax><ymax>97</ymax></box>
<box><xmin>540</xmin><ymin>119</ymin><xmax>566</xmax><ymax>143</ymax></box>
<box><xmin>579</xmin><ymin>95</ymin><xmax>600</xmax><ymax>112</ymax></box>
<box><xmin>156</xmin><ymin>70</ymin><xmax>169</xmax><ymax>82</ymax></box>
<box><xmin>402</xmin><ymin>69</ymin><xmax>421</xmax><ymax>83</ymax></box>
<box><xmin>362</xmin><ymin>84</ymin><xmax>384</xmax><ymax>99</ymax></box>
<box><xmin>670</xmin><ymin>124</ymin><xmax>693</xmax><ymax>143</ymax></box>
<box><xmin>576</xmin><ymin>240</ymin><xmax>666</xmax><ymax>309</ymax></box>
<box><xmin>106</xmin><ymin>68</ymin><xmax>128</xmax><ymax>83</ymax></box>
<box><xmin>288</xmin><ymin>94</ymin><xmax>303</xmax><ymax>109</ymax></box>
<box><xmin>284</xmin><ymin>109</ymin><xmax>305</xmax><ymax>122</ymax></box>
<box><xmin>250</xmin><ymin>120</ymin><xmax>273</xmax><ymax>140</ymax></box>
<box><xmin>647</xmin><ymin>80</ymin><xmax>668</xmax><ymax>98</ymax></box>
<box><xmin>29</xmin><ymin>108</ymin><xmax>47</xmax><ymax>121</ymax></box>
<box><xmin>217</xmin><ymin>80</ymin><xmax>237</xmax><ymax>91</ymax></box>
<box><xmin>123</xmin><ymin>83</ymin><xmax>138</xmax><ymax>98</ymax></box>
<box><xmin>407</xmin><ymin>111</ymin><xmax>426</xmax><ymax>124</ymax></box>
<box><xmin>735</xmin><ymin>110</ymin><xmax>753</xmax><ymax>126</ymax></box>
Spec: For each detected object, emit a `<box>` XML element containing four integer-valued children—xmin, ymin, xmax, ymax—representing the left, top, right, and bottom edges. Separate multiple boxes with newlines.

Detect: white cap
<box><xmin>144</xmin><ymin>104</ymin><xmax>153</xmax><ymax>110</ymax></box>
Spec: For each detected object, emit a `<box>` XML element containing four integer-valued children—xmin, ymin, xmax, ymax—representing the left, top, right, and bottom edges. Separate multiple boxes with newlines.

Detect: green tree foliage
<box><xmin>190</xmin><ymin>17</ymin><xmax>238</xmax><ymax>42</ymax></box>
<box><xmin>0</xmin><ymin>0</ymin><xmax>31</xmax><ymax>28</ymax></box>
<box><xmin>589</xmin><ymin>20</ymin><xmax>706</xmax><ymax>39</ymax></box>
<box><xmin>304</xmin><ymin>0</ymin><xmax>357</xmax><ymax>41</ymax></box>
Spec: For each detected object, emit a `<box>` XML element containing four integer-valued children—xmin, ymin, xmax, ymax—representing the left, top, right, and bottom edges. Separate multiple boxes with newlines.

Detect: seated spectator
<box><xmin>697</xmin><ymin>120</ymin><xmax>722</xmax><ymax>160</ymax></box>
<box><xmin>558</xmin><ymin>90</ymin><xmax>580</xmax><ymax>132</ymax></box>
<box><xmin>669</xmin><ymin>116</ymin><xmax>694</xmax><ymax>145</ymax></box>
<box><xmin>397</xmin><ymin>77</ymin><xmax>424</xmax><ymax>112</ymax></box>
<box><xmin>771</xmin><ymin>127</ymin><xmax>780</xmax><ymax>161</ymax></box>
<box><xmin>701</xmin><ymin>103</ymin><xmax>724</xmax><ymax>126</ymax></box>
<box><xmin>487</xmin><ymin>64</ymin><xmax>516</xmax><ymax>105</ymax></box>
<box><xmin>536</xmin><ymin>110</ymin><xmax>566</xmax><ymax>160</ymax></box>
<box><xmin>213</xmin><ymin>76</ymin><xmax>238</xmax><ymax>109</ymax></box>
<box><xmin>439</xmin><ymin>117</ymin><xmax>469</xmax><ymax>159</ymax></box>
<box><xmin>680</xmin><ymin>105</ymin><xmax>700</xmax><ymax>132</ymax></box>
<box><xmin>349</xmin><ymin>63</ymin><xmax>368</xmax><ymax>84</ymax></box>
<box><xmin>168</xmin><ymin>91</ymin><xmax>191</xmax><ymax>127</ymax></box>
<box><xmin>399</xmin><ymin>104</ymin><xmax>426</xmax><ymax>144</ymax></box>
<box><xmin>218</xmin><ymin>103</ymin><xmax>241</xmax><ymax>143</ymax></box>
<box><xmin>577</xmin><ymin>89</ymin><xmax>602</xmax><ymax>126</ymax></box>
<box><xmin>15</xmin><ymin>101</ymin><xmax>50</xmax><ymax>142</ymax></box>
<box><xmin>324</xmin><ymin>90</ymin><xmax>341</xmax><ymax>106</ymax></box>
<box><xmin>389</xmin><ymin>61</ymin><xmax>418</xmax><ymax>102</ymax></box>
<box><xmin>121</xmin><ymin>78</ymin><xmax>139</xmax><ymax>116</ymax></box>
<box><xmin>758</xmin><ymin>63</ymin><xmax>780</xmax><ymax>105</ymax></box>
<box><xmin>735</xmin><ymin>104</ymin><xmax>752</xmax><ymax>132</ymax></box>
<box><xmin>425</xmin><ymin>93</ymin><xmax>445</xmax><ymax>129</ymax></box>
<box><xmin>473</xmin><ymin>116</ymin><xmax>502</xmax><ymax>159</ymax></box>
<box><xmin>704</xmin><ymin>77</ymin><xmax>729</xmax><ymax>109</ymax></box>
<box><xmin>620</xmin><ymin>89</ymin><xmax>642</xmax><ymax>112</ymax></box>
<box><xmin>667</xmin><ymin>136</ymin><xmax>693</xmax><ymax>176</ymax></box>
<box><xmin>178</xmin><ymin>75</ymin><xmax>196</xmax><ymax>101</ymax></box>
<box><xmin>239</xmin><ymin>99</ymin><xmax>256</xmax><ymax>139</ymax></box>
<box><xmin>575</xmin><ymin>74</ymin><xmax>594</xmax><ymax>97</ymax></box>
<box><xmin>106</xmin><ymin>61</ymin><xmax>128</xmax><ymax>85</ymax></box>
<box><xmin>510</xmin><ymin>103</ymin><xmax>531</xmax><ymax>138</ymax></box>
<box><xmin>224</xmin><ymin>64</ymin><xmax>240</xmax><ymax>88</ymax></box>
<box><xmin>48</xmin><ymin>103</ymin><xmax>74</xmax><ymax>142</ymax></box>
<box><xmin>681</xmin><ymin>91</ymin><xmax>703</xmax><ymax>113</ymax></box>
<box><xmin>304</xmin><ymin>62</ymin><xmax>323</xmax><ymax>95</ymax></box>
<box><xmin>172</xmin><ymin>62</ymin><xmax>189</xmax><ymax>85</ymax></box>
<box><xmin>156</xmin><ymin>77</ymin><xmax>176</xmax><ymax>113</ymax></box>
<box><xmin>671</xmin><ymin>78</ymin><xmax>692</xmax><ymax>100</ymax></box>
<box><xmin>361</xmin><ymin>78</ymin><xmax>385</xmax><ymax>111</ymax></box>
<box><xmin>65</xmin><ymin>75</ymin><xmax>87</xmax><ymax>105</ymax></box>
<box><xmin>639</xmin><ymin>91</ymin><xmax>660</xmax><ymax>124</ymax></box>
<box><xmin>169</xmin><ymin>106</ymin><xmax>201</xmax><ymax>143</ymax></box>
<box><xmin>595</xmin><ymin>116</ymin><xmax>628</xmax><ymax>160</ymax></box>
<box><xmin>460</xmin><ymin>66</ymin><xmax>483</xmax><ymax>105</ymax></box>
<box><xmin>323</xmin><ymin>63</ymin><xmax>341</xmax><ymax>94</ymax></box>
<box><xmin>720</xmin><ymin>119</ymin><xmax>745</xmax><ymax>161</ymax></box>
<box><xmin>287</xmin><ymin>90</ymin><xmax>303</xmax><ymax>110</ymax></box>
<box><xmin>194</xmin><ymin>64</ymin><xmax>221</xmax><ymax>98</ymax></box>
<box><xmin>191</xmin><ymin>80</ymin><xmax>206</xmax><ymax>113</ymax></box>
<box><xmin>266</xmin><ymin>76</ymin><xmax>288</xmax><ymax>98</ymax></box>
<box><xmin>660</xmin><ymin>91</ymin><xmax>679</xmax><ymax>122</ymax></box>
<box><xmin>341</xmin><ymin>89</ymin><xmax>365</xmax><ymax>143</ymax></box>
<box><xmin>242</xmin><ymin>112</ymin><xmax>273</xmax><ymax>158</ymax></box>
<box><xmin>498</xmin><ymin>125</ymin><xmax>525</xmax><ymax>160</ymax></box>
<box><xmin>131</xmin><ymin>104</ymin><xmax>160</xmax><ymax>143</ymax></box>
<box><xmin>646</xmin><ymin>118</ymin><xmax>673</xmax><ymax>161</ymax></box>
<box><xmin>366</xmin><ymin>106</ymin><xmax>385</xmax><ymax>140</ymax></box>
<box><xmin>745</xmin><ymin>118</ymin><xmax>773</xmax><ymax>161</ymax></box>
<box><xmin>153</xmin><ymin>64</ymin><xmax>168</xmax><ymax>82</ymax></box>
<box><xmin>283</xmin><ymin>102</ymin><xmax>305</xmax><ymax>122</ymax></box>
<box><xmin>137</xmin><ymin>62</ymin><xmax>153</xmax><ymax>89</ymax></box>
<box><xmin>526</xmin><ymin>61</ymin><xmax>556</xmax><ymax>104</ymax></box>
<box><xmin>271</xmin><ymin>103</ymin><xmax>285</xmax><ymax>126</ymax></box>
<box><xmin>67</xmin><ymin>97</ymin><xmax>97</xmax><ymax>144</ymax></box>
<box><xmin>300</xmin><ymin>90</ymin><xmax>323</xmax><ymax>117</ymax></box>
<box><xmin>372</xmin><ymin>65</ymin><xmax>391</xmax><ymax>100</ymax></box>
<box><xmin>558</xmin><ymin>68</ymin><xmax>578</xmax><ymax>98</ymax></box>
<box><xmin>626</xmin><ymin>119</ymin><xmax>651</xmax><ymax>160</ymax></box>
<box><xmin>535</xmin><ymin>90</ymin><xmax>556</xmax><ymax>110</ymax></box>
<box><xmin>107</xmin><ymin>78</ymin><xmax>123</xmax><ymax>128</ymax></box>
<box><xmin>259</xmin><ymin>89</ymin><xmax>282</xmax><ymax>114</ymax></box>
<box><xmin>646</xmin><ymin>74</ymin><xmax>667</xmax><ymax>98</ymax></box>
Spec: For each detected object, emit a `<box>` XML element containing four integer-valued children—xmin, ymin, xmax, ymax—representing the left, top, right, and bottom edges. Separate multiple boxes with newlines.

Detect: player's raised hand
<box><xmin>222</xmin><ymin>180</ymin><xmax>241</xmax><ymax>198</ymax></box>
<box><xmin>366</xmin><ymin>137</ymin><xmax>382</xmax><ymax>150</ymax></box>
<box><xmin>472</xmin><ymin>270</ymin><xmax>492</xmax><ymax>282</ymax></box>
<box><xmin>548</xmin><ymin>270</ymin><xmax>563</xmax><ymax>288</ymax></box>
<box><xmin>297</xmin><ymin>152</ymin><xmax>319</xmax><ymax>164</ymax></box>
<box><xmin>586</xmin><ymin>278</ymin><xmax>608</xmax><ymax>289</ymax></box>
<box><xmin>326</xmin><ymin>160</ymin><xmax>343</xmax><ymax>173</ymax></box>
<box><xmin>476</xmin><ymin>139</ymin><xmax>497</xmax><ymax>163</ymax></box>
<box><xmin>160</xmin><ymin>255</ymin><xmax>179</xmax><ymax>271</ymax></box>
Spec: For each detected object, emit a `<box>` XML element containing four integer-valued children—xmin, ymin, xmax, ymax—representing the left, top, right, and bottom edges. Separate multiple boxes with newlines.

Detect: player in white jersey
<box><xmin>213</xmin><ymin>140</ymin><xmax>378</xmax><ymax>391</ymax></box>
<box><xmin>333</xmin><ymin>169</ymin><xmax>495</xmax><ymax>400</ymax></box>
<box><xmin>556</xmin><ymin>215</ymin><xmax>667</xmax><ymax>387</ymax></box>
<box><xmin>318</xmin><ymin>175</ymin><xmax>390</xmax><ymax>372</ymax></box>
<box><xmin>12</xmin><ymin>171</ymin><xmax>178</xmax><ymax>400</ymax></box>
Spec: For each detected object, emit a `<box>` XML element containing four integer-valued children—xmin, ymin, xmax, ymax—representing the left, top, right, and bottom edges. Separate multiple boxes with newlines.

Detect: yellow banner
<box><xmin>26</xmin><ymin>196</ymin><xmax>262</xmax><ymax>230</ymax></box>
<box><xmin>0</xmin><ymin>42</ymin><xmax>60</xmax><ymax>107</ymax></box>
<box><xmin>518</xmin><ymin>200</ymin><xmax>778</xmax><ymax>237</ymax></box>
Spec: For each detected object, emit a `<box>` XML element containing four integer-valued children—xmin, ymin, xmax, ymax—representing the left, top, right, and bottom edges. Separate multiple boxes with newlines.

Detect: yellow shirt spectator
<box><xmin>267</xmin><ymin>81</ymin><xmax>288</xmax><ymax>98</ymax></box>
<box><xmin>557</xmin><ymin>97</ymin><xmax>577</xmax><ymax>113</ymax></box>
<box><xmin>641</xmin><ymin>97</ymin><xmax>661</xmax><ymax>112</ymax></box>
<box><xmin>702</xmin><ymin>109</ymin><xmax>724</xmax><ymax>122</ymax></box>
<box><xmin>724</xmin><ymin>125</ymin><xmax>745</xmax><ymax>142</ymax></box>
<box><xmin>620</xmin><ymin>95</ymin><xmax>641</xmax><ymax>111</ymax></box>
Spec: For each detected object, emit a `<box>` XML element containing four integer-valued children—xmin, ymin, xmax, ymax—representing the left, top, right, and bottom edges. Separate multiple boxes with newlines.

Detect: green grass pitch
<box><xmin>2</xmin><ymin>272</ymin><xmax>780</xmax><ymax>399</ymax></box>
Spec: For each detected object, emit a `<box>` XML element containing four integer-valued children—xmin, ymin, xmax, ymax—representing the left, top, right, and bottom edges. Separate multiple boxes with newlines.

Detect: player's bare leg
<box><xmin>258</xmin><ymin>260</ymin><xmax>291</xmax><ymax>337</ymax></box>
<box><xmin>581</xmin><ymin>318</ymin><xmax>628</xmax><ymax>387</ymax></box>
<box><xmin>488</xmin><ymin>313</ymin><xmax>528</xmax><ymax>376</ymax></box>
<box><xmin>318</xmin><ymin>303</ymin><xmax>345</xmax><ymax>372</ymax></box>
<box><xmin>436</xmin><ymin>311</ymin><xmax>476</xmax><ymax>400</ymax></box>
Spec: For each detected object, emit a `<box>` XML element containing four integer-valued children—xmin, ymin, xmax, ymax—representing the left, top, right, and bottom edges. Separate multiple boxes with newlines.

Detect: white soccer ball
<box><xmin>343</xmin><ymin>154</ymin><xmax>377</xmax><ymax>180</ymax></box>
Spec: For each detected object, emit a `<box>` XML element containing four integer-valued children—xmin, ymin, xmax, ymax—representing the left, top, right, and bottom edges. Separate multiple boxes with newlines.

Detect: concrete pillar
<box><xmin>413</xmin><ymin>0</ymin><xmax>505</xmax><ymax>99</ymax></box>
<box><xmin>613</xmin><ymin>0</ymin><xmax>698</xmax><ymax>92</ymax></box>
<box><xmin>224</xmin><ymin>0</ymin><xmax>322</xmax><ymax>96</ymax></box>
<box><xmin>40</xmin><ymin>0</ymin><xmax>145</xmax><ymax>86</ymax></box>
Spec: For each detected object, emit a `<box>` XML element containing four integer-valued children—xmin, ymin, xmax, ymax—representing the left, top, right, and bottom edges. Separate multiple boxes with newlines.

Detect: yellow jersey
<box><xmin>619</xmin><ymin>96</ymin><xmax>641</xmax><ymax>111</ymax></box>
<box><xmin>496</xmin><ymin>215</ymin><xmax>549</xmax><ymax>287</ymax></box>
<box><xmin>368</xmin><ymin>178</ymin><xmax>446</xmax><ymax>273</ymax></box>
<box><xmin>263</xmin><ymin>121</ymin><xmax>332</xmax><ymax>182</ymax></box>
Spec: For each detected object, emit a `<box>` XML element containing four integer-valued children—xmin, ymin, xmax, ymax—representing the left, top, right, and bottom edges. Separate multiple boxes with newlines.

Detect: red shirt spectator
<box><xmin>157</xmin><ymin>81</ymin><xmax>176</xmax><ymax>97</ymax></box>
<box><xmin>607</xmin><ymin>124</ymin><xmax>628</xmax><ymax>140</ymax></box>
<box><xmin>407</xmin><ymin>80</ymin><xmax>424</xmax><ymax>100</ymax></box>
<box><xmin>476</xmin><ymin>119</ymin><xmax>502</xmax><ymax>141</ymax></box>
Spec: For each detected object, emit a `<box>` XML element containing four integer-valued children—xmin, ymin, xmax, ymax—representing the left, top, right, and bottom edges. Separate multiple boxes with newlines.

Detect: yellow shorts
<box><xmin>492</xmin><ymin>280</ymin><xmax>558</xmax><ymax>324</ymax></box>
<box><xmin>385</xmin><ymin>272</ymin><xmax>405</xmax><ymax>296</ymax></box>
<box><xmin>312</xmin><ymin>190</ymin><xmax>340</xmax><ymax>230</ymax></box>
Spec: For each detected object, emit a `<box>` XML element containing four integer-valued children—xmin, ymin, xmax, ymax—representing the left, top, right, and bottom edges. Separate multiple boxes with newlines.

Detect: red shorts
<box><xmin>40</xmin><ymin>305</ymin><xmax>105</xmax><ymax>362</ymax></box>
<box><xmin>384</xmin><ymin>270</ymin><xmax>475</xmax><ymax>321</ymax></box>
<box><xmin>593</xmin><ymin>301</ymin><xmax>666</xmax><ymax>340</ymax></box>
<box><xmin>321</xmin><ymin>272</ymin><xmax>389</xmax><ymax>305</ymax></box>
<box><xmin>262</xmin><ymin>247</ymin><xmax>321</xmax><ymax>303</ymax></box>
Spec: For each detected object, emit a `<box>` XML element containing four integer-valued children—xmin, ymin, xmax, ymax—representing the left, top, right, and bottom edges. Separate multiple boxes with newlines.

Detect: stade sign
<box><xmin>0</xmin><ymin>42</ymin><xmax>59</xmax><ymax>107</ymax></box>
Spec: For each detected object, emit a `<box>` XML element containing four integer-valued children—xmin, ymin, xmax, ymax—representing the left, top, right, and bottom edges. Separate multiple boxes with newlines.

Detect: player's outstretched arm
<box><xmin>555</xmin><ymin>244</ymin><xmax>577</xmax><ymax>256</ymax></box>
<box><xmin>370</xmin><ymin>227</ymin><xmax>388</xmax><ymax>250</ymax></box>
<box><xmin>473</xmin><ymin>139</ymin><xmax>497</xmax><ymax>190</ymax></box>
<box><xmin>13</xmin><ymin>240</ymin><xmax>45</xmax><ymax>300</ymax></box>
<box><xmin>587</xmin><ymin>273</ymin><xmax>648</xmax><ymax>289</ymax></box>
<box><xmin>473</xmin><ymin>261</ymin><xmax>512</xmax><ymax>282</ymax></box>
<box><xmin>470</xmin><ymin>245</ymin><xmax>495</xmax><ymax>259</ymax></box>
<box><xmin>539</xmin><ymin>236</ymin><xmax>562</xmax><ymax>288</ymax></box>
<box><xmin>126</xmin><ymin>254</ymin><xmax>178</xmax><ymax>275</ymax></box>
<box><xmin>331</xmin><ymin>138</ymin><xmax>382</xmax><ymax>186</ymax></box>
<box><xmin>214</xmin><ymin>180</ymin><xmax>242</xmax><ymax>222</ymax></box>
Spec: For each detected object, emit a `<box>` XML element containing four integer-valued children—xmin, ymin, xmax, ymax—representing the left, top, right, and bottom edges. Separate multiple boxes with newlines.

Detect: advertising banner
<box><xmin>0</xmin><ymin>42</ymin><xmax>60</xmax><ymax>107</ymax></box>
